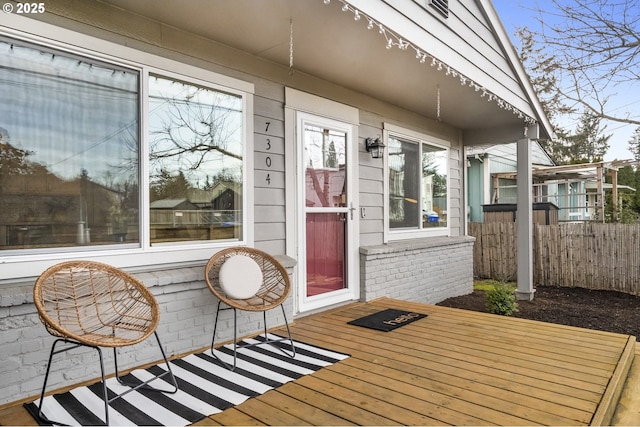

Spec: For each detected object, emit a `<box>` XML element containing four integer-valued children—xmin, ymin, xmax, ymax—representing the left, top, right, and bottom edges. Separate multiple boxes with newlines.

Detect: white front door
<box><xmin>295</xmin><ymin>112</ymin><xmax>358</xmax><ymax>312</ymax></box>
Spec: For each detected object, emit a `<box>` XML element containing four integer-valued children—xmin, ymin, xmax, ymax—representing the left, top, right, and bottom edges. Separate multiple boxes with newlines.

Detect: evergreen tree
<box><xmin>151</xmin><ymin>169</ymin><xmax>192</xmax><ymax>201</ymax></box>
<box><xmin>516</xmin><ymin>28</ymin><xmax>574</xmax><ymax>163</ymax></box>
<box><xmin>626</xmin><ymin>127</ymin><xmax>640</xmax><ymax>216</ymax></box>
<box><xmin>326</xmin><ymin>141</ymin><xmax>337</xmax><ymax>169</ymax></box>
<box><xmin>614</xmin><ymin>166</ymin><xmax>639</xmax><ymax>222</ymax></box>
<box><xmin>565</xmin><ymin>110</ymin><xmax>611</xmax><ymax>164</ymax></box>
<box><xmin>629</xmin><ymin>127</ymin><xmax>640</xmax><ymax>163</ymax></box>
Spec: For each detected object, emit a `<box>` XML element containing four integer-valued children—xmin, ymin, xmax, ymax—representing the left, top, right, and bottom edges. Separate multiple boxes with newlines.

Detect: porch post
<box><xmin>516</xmin><ymin>137</ymin><xmax>534</xmax><ymax>301</ymax></box>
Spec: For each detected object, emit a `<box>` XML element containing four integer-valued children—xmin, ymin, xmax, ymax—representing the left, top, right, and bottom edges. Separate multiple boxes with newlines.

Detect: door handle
<box><xmin>349</xmin><ymin>203</ymin><xmax>356</xmax><ymax>220</ymax></box>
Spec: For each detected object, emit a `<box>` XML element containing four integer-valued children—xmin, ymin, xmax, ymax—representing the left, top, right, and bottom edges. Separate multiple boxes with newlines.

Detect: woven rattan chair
<box><xmin>33</xmin><ymin>260</ymin><xmax>178</xmax><ymax>425</ymax></box>
<box><xmin>205</xmin><ymin>247</ymin><xmax>295</xmax><ymax>370</ymax></box>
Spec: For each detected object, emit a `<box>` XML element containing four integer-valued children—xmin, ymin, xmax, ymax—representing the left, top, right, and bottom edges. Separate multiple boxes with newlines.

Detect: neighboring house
<box><xmin>208</xmin><ymin>182</ymin><xmax>242</xmax><ymax>211</ymax></box>
<box><xmin>467</xmin><ymin>142</ymin><xmax>555</xmax><ymax>222</ymax></box>
<box><xmin>468</xmin><ymin>145</ymin><xmax>636</xmax><ymax>222</ymax></box>
<box><xmin>520</xmin><ymin>162</ymin><xmax>637</xmax><ymax>222</ymax></box>
<box><xmin>150</xmin><ymin>199</ymin><xmax>200</xmax><ymax>211</ymax></box>
<box><xmin>0</xmin><ymin>0</ymin><xmax>553</xmax><ymax>404</ymax></box>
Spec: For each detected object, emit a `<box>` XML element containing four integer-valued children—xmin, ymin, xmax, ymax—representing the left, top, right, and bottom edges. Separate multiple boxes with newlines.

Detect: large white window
<box><xmin>386</xmin><ymin>126</ymin><xmax>449</xmax><ymax>239</ymax></box>
<box><xmin>0</xmin><ymin>29</ymin><xmax>253</xmax><ymax>277</ymax></box>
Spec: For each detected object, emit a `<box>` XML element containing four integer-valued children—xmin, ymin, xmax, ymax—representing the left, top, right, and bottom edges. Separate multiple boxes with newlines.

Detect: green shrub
<box><xmin>485</xmin><ymin>281</ymin><xmax>518</xmax><ymax>316</ymax></box>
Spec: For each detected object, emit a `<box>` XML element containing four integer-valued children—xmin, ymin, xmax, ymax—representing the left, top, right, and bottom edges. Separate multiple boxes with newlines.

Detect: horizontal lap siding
<box><xmin>358</xmin><ymin>115</ymin><xmax>386</xmax><ymax>246</ymax></box>
<box><xmin>253</xmin><ymin>95</ymin><xmax>286</xmax><ymax>254</ymax></box>
<box><xmin>377</xmin><ymin>0</ymin><xmax>530</xmax><ymax>113</ymax></box>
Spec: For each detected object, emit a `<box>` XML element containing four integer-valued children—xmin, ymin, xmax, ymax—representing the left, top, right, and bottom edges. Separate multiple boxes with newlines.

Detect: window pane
<box><xmin>304</xmin><ymin>125</ymin><xmax>347</xmax><ymax>208</ymax></box>
<box><xmin>148</xmin><ymin>75</ymin><xmax>243</xmax><ymax>244</ymax></box>
<box><xmin>388</xmin><ymin>137</ymin><xmax>420</xmax><ymax>228</ymax></box>
<box><xmin>422</xmin><ymin>143</ymin><xmax>447</xmax><ymax>228</ymax></box>
<box><xmin>0</xmin><ymin>39</ymin><xmax>140</xmax><ymax>251</ymax></box>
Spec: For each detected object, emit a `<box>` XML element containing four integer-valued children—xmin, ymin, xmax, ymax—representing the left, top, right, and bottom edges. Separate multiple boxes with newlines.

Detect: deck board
<box><xmin>206</xmin><ymin>298</ymin><xmax>633</xmax><ymax>426</ymax></box>
<box><xmin>1</xmin><ymin>298</ymin><xmax>633</xmax><ymax>426</ymax></box>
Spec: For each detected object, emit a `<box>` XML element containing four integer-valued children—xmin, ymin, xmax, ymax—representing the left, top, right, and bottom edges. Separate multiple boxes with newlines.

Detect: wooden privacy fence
<box><xmin>468</xmin><ymin>222</ymin><xmax>640</xmax><ymax>295</ymax></box>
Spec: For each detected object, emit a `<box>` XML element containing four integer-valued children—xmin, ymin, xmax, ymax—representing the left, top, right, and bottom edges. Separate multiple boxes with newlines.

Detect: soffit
<box><xmin>99</xmin><ymin>0</ymin><xmax>531</xmax><ymax>133</ymax></box>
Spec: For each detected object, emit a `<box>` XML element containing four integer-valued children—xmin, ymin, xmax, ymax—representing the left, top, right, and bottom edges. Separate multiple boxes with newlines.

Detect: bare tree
<box><xmin>150</xmin><ymin>95</ymin><xmax>242</xmax><ymax>172</ymax></box>
<box><xmin>527</xmin><ymin>0</ymin><xmax>640</xmax><ymax>126</ymax></box>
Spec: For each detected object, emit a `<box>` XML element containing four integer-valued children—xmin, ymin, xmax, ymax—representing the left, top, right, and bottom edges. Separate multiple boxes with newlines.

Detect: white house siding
<box><xmin>355</xmin><ymin>0</ymin><xmax>533</xmax><ymax>117</ymax></box>
<box><xmin>253</xmin><ymin>94</ymin><xmax>287</xmax><ymax>255</ymax></box>
<box><xmin>0</xmin><ymin>1</ymin><xmax>477</xmax><ymax>404</ymax></box>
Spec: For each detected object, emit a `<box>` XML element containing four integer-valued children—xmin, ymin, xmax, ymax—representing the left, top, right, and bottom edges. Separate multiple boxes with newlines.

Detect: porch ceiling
<box><xmin>100</xmin><ymin>0</ymin><xmax>528</xmax><ymax>133</ymax></box>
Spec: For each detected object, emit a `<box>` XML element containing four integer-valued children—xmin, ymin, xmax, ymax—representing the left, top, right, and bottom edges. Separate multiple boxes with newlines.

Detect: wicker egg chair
<box><xmin>33</xmin><ymin>260</ymin><xmax>178</xmax><ymax>426</ymax></box>
<box><xmin>205</xmin><ymin>247</ymin><xmax>296</xmax><ymax>370</ymax></box>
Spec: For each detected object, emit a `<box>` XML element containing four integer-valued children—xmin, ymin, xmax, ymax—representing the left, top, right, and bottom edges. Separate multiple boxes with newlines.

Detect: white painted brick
<box><xmin>361</xmin><ymin>237</ymin><xmax>474</xmax><ymax>305</ymax></box>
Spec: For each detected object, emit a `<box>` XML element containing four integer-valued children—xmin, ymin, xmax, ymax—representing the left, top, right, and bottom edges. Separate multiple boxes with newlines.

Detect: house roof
<box><xmin>586</xmin><ymin>182</ymin><xmax>636</xmax><ymax>192</ymax></box>
<box><xmin>89</xmin><ymin>0</ymin><xmax>553</xmax><ymax>142</ymax></box>
<box><xmin>494</xmin><ymin>160</ymin><xmax>639</xmax><ymax>188</ymax></box>
<box><xmin>466</xmin><ymin>141</ymin><xmax>556</xmax><ymax>167</ymax></box>
<box><xmin>149</xmin><ymin>198</ymin><xmax>190</xmax><ymax>209</ymax></box>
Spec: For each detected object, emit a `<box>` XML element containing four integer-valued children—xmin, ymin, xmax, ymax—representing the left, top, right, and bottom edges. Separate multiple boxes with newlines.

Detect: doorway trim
<box><xmin>284</xmin><ymin>88</ymin><xmax>360</xmax><ymax>314</ymax></box>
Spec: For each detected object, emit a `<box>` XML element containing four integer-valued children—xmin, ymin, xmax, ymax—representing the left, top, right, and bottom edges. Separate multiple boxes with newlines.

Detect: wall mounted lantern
<box><xmin>365</xmin><ymin>136</ymin><xmax>385</xmax><ymax>159</ymax></box>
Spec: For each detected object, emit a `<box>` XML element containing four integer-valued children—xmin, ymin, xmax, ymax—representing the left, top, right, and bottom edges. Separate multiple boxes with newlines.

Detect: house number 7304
<box><xmin>265</xmin><ymin>134</ymin><xmax>272</xmax><ymax>185</ymax></box>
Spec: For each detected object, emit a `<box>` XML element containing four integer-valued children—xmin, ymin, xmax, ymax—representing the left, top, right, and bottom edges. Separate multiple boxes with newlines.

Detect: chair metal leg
<box><xmin>97</xmin><ymin>346</ymin><xmax>110</xmax><ymax>426</ymax></box>
<box><xmin>254</xmin><ymin>305</ymin><xmax>296</xmax><ymax>358</ymax></box>
<box><xmin>210</xmin><ymin>301</ymin><xmax>238</xmax><ymax>371</ymax></box>
<box><xmin>36</xmin><ymin>340</ymin><xmax>57</xmax><ymax>424</ymax></box>
<box><xmin>210</xmin><ymin>302</ymin><xmax>296</xmax><ymax>371</ymax></box>
<box><xmin>37</xmin><ymin>339</ymin><xmax>71</xmax><ymax>426</ymax></box>
<box><xmin>211</xmin><ymin>300</ymin><xmax>222</xmax><ymax>352</ymax></box>
<box><xmin>114</xmin><ymin>332</ymin><xmax>178</xmax><ymax>394</ymax></box>
<box><xmin>36</xmin><ymin>339</ymin><xmax>110</xmax><ymax>426</ymax></box>
<box><xmin>262</xmin><ymin>311</ymin><xmax>269</xmax><ymax>338</ymax></box>
<box><xmin>278</xmin><ymin>303</ymin><xmax>297</xmax><ymax>358</ymax></box>
<box><xmin>37</xmin><ymin>334</ymin><xmax>177</xmax><ymax>426</ymax></box>
<box><xmin>231</xmin><ymin>307</ymin><xmax>239</xmax><ymax>370</ymax></box>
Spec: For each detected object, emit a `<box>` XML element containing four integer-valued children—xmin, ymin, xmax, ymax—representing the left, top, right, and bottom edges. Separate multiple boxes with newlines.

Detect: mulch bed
<box><xmin>437</xmin><ymin>286</ymin><xmax>640</xmax><ymax>339</ymax></box>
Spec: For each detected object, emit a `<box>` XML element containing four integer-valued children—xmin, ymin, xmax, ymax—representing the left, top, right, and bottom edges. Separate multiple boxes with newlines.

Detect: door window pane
<box><xmin>304</xmin><ymin>125</ymin><xmax>347</xmax><ymax>208</ymax></box>
<box><xmin>0</xmin><ymin>39</ymin><xmax>140</xmax><ymax>251</ymax></box>
<box><xmin>148</xmin><ymin>75</ymin><xmax>243</xmax><ymax>243</ymax></box>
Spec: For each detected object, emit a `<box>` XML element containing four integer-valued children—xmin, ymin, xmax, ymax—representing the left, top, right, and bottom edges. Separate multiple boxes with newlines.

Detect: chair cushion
<box><xmin>219</xmin><ymin>255</ymin><xmax>263</xmax><ymax>299</ymax></box>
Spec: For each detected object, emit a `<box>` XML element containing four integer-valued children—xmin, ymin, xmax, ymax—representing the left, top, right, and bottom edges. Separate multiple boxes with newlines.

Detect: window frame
<box><xmin>383</xmin><ymin>123</ymin><xmax>450</xmax><ymax>242</ymax></box>
<box><xmin>0</xmin><ymin>16</ymin><xmax>254</xmax><ymax>280</ymax></box>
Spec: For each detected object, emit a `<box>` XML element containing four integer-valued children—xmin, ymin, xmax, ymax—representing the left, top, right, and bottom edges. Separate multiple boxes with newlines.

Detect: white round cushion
<box><xmin>219</xmin><ymin>255</ymin><xmax>263</xmax><ymax>299</ymax></box>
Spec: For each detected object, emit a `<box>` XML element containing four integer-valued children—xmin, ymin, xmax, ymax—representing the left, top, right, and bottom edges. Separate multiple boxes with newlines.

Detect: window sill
<box><xmin>361</xmin><ymin>235</ymin><xmax>475</xmax><ymax>255</ymax></box>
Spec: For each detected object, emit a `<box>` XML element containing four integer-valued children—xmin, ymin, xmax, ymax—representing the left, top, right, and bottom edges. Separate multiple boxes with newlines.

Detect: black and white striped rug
<box><xmin>25</xmin><ymin>334</ymin><xmax>349</xmax><ymax>426</ymax></box>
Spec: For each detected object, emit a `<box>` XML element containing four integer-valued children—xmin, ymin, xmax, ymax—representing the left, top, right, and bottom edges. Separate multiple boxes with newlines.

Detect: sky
<box><xmin>492</xmin><ymin>0</ymin><xmax>640</xmax><ymax>162</ymax></box>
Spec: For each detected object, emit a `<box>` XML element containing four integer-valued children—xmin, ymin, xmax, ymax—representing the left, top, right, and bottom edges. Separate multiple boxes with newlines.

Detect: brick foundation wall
<box><xmin>360</xmin><ymin>236</ymin><xmax>476</xmax><ymax>304</ymax></box>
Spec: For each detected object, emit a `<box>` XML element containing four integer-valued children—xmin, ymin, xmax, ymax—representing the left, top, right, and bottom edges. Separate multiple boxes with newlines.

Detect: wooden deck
<box><xmin>0</xmin><ymin>297</ymin><xmax>634</xmax><ymax>426</ymax></box>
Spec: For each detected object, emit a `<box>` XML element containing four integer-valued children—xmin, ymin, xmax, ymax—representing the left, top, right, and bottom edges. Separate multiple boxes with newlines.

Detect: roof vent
<box><xmin>429</xmin><ymin>0</ymin><xmax>449</xmax><ymax>18</ymax></box>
